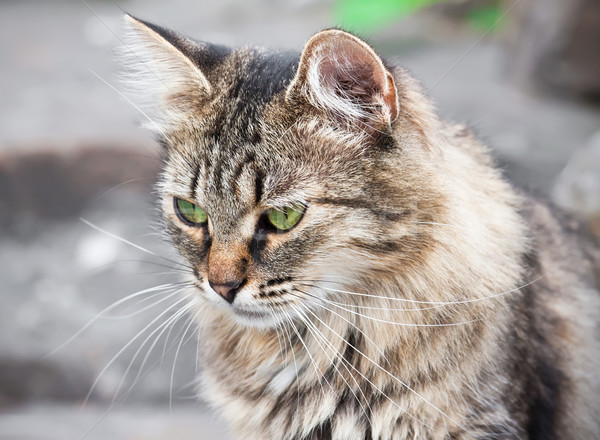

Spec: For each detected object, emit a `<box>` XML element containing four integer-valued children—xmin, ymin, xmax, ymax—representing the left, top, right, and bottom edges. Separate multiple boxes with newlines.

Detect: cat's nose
<box><xmin>209</xmin><ymin>279</ymin><xmax>245</xmax><ymax>304</ymax></box>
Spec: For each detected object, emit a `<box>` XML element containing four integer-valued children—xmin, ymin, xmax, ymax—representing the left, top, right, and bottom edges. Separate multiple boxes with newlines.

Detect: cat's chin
<box><xmin>229</xmin><ymin>306</ymin><xmax>286</xmax><ymax>329</ymax></box>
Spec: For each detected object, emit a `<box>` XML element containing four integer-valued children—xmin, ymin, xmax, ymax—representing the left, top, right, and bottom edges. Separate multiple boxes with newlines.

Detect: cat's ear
<box><xmin>122</xmin><ymin>14</ymin><xmax>229</xmax><ymax>127</ymax></box>
<box><xmin>286</xmin><ymin>29</ymin><xmax>399</xmax><ymax>132</ymax></box>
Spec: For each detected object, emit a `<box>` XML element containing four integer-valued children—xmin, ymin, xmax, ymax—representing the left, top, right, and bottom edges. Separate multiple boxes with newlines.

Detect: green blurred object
<box><xmin>466</xmin><ymin>3</ymin><xmax>504</xmax><ymax>32</ymax></box>
<box><xmin>334</xmin><ymin>0</ymin><xmax>447</xmax><ymax>32</ymax></box>
<box><xmin>334</xmin><ymin>0</ymin><xmax>505</xmax><ymax>34</ymax></box>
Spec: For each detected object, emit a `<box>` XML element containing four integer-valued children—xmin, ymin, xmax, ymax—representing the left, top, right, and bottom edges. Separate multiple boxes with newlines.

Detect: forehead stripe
<box><xmin>254</xmin><ymin>169</ymin><xmax>265</xmax><ymax>205</ymax></box>
<box><xmin>191</xmin><ymin>161</ymin><xmax>201</xmax><ymax>198</ymax></box>
<box><xmin>229</xmin><ymin>152</ymin><xmax>256</xmax><ymax>198</ymax></box>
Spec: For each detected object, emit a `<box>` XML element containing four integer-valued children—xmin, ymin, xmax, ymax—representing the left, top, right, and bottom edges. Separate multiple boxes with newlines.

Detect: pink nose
<box><xmin>209</xmin><ymin>280</ymin><xmax>244</xmax><ymax>304</ymax></box>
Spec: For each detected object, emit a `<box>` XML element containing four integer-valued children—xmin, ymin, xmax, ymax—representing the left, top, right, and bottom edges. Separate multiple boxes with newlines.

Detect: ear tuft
<box><xmin>287</xmin><ymin>29</ymin><xmax>399</xmax><ymax>132</ymax></box>
<box><xmin>121</xmin><ymin>15</ymin><xmax>228</xmax><ymax>132</ymax></box>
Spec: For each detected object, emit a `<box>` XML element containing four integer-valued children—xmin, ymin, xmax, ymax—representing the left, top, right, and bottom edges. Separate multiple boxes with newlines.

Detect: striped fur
<box><xmin>124</xmin><ymin>16</ymin><xmax>600</xmax><ymax>439</ymax></box>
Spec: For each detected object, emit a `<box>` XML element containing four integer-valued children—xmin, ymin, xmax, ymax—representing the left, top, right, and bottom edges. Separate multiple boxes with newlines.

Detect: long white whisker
<box><xmin>103</xmin><ymin>288</ymin><xmax>186</xmax><ymax>320</ymax></box>
<box><xmin>195</xmin><ymin>327</ymin><xmax>201</xmax><ymax>374</ymax></box>
<box><xmin>78</xmin><ymin>0</ymin><xmax>174</xmax><ymax>93</ymax></box>
<box><xmin>422</xmin><ymin>0</ymin><xmax>522</xmax><ymax>97</ymax></box>
<box><xmin>284</xmin><ymin>312</ymin><xmax>333</xmax><ymax>399</ymax></box>
<box><xmin>121</xmin><ymin>305</ymin><xmax>202</xmax><ymax>401</ymax></box>
<box><xmin>45</xmin><ymin>283</ymin><xmax>184</xmax><ymax>359</ymax></box>
<box><xmin>292</xmin><ymin>305</ymin><xmax>372</xmax><ymax>425</ymax></box>
<box><xmin>291</xmin><ymin>289</ymin><xmax>387</xmax><ymax>361</ymax></box>
<box><xmin>289</xmin><ymin>304</ymin><xmax>428</xmax><ymax>429</ymax></box>
<box><xmin>298</xmin><ymin>276</ymin><xmax>542</xmax><ymax>306</ymax></box>
<box><xmin>170</xmin><ymin>309</ymin><xmax>199</xmax><ymax>411</ymax></box>
<box><xmin>80</xmin><ymin>260</ymin><xmax>191</xmax><ymax>279</ymax></box>
<box><xmin>297</xmin><ymin>285</ymin><xmax>459</xmax><ymax>313</ymax></box>
<box><xmin>78</xmin><ymin>322</ymin><xmax>197</xmax><ymax>440</ymax></box>
<box><xmin>409</xmin><ymin>221</ymin><xmax>469</xmax><ymax>231</ymax></box>
<box><xmin>79</xmin><ymin>218</ymin><xmax>191</xmax><ymax>271</ymax></box>
<box><xmin>92</xmin><ymin>177</ymin><xmax>149</xmax><ymax>202</ymax></box>
<box><xmin>82</xmin><ymin>294</ymin><xmax>191</xmax><ymax>407</ymax></box>
<box><xmin>324</xmin><ymin>301</ymin><xmax>479</xmax><ymax>328</ymax></box>
<box><xmin>87</xmin><ymin>68</ymin><xmax>170</xmax><ymax>139</ymax></box>
<box><xmin>110</xmin><ymin>293</ymin><xmax>196</xmax><ymax>404</ymax></box>
<box><xmin>80</xmin><ymin>217</ymin><xmax>160</xmax><ymax>256</ymax></box>
<box><xmin>268</xmin><ymin>305</ymin><xmax>286</xmax><ymax>363</ymax></box>
<box><xmin>279</xmin><ymin>310</ymin><xmax>302</xmax><ymax>410</ymax></box>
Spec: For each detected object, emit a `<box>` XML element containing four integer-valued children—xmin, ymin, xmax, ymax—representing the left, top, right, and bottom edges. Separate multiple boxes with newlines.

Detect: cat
<box><xmin>122</xmin><ymin>14</ymin><xmax>600</xmax><ymax>440</ymax></box>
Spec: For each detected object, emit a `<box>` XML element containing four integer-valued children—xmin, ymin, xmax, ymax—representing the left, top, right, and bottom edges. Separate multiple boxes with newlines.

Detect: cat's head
<box><xmin>124</xmin><ymin>16</ymin><xmax>445</xmax><ymax>328</ymax></box>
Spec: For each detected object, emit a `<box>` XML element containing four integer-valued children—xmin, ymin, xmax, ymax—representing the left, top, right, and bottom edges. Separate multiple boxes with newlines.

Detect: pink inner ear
<box><xmin>315</xmin><ymin>38</ymin><xmax>398</xmax><ymax>124</ymax></box>
<box><xmin>321</xmin><ymin>58</ymin><xmax>377</xmax><ymax>98</ymax></box>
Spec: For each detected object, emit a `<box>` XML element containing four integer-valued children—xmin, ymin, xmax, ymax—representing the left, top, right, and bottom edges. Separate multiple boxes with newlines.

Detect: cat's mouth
<box><xmin>229</xmin><ymin>305</ymin><xmax>285</xmax><ymax>329</ymax></box>
<box><xmin>232</xmin><ymin>306</ymin><xmax>269</xmax><ymax>319</ymax></box>
<box><xmin>199</xmin><ymin>279</ymin><xmax>285</xmax><ymax>327</ymax></box>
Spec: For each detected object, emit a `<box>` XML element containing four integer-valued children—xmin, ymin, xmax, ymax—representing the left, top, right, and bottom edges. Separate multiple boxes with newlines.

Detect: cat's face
<box><xmin>126</xmin><ymin>17</ymin><xmax>441</xmax><ymax>328</ymax></box>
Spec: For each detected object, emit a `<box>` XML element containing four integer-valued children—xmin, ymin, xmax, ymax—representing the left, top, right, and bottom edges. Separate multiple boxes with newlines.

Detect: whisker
<box><xmin>92</xmin><ymin>177</ymin><xmax>150</xmax><ymax>202</ymax></box>
<box><xmin>291</xmin><ymin>305</ymin><xmax>372</xmax><ymax>425</ymax></box>
<box><xmin>82</xmin><ymin>294</ymin><xmax>191</xmax><ymax>407</ymax></box>
<box><xmin>160</xmin><ymin>297</ymin><xmax>201</xmax><ymax>365</ymax></box>
<box><xmin>87</xmin><ymin>68</ymin><xmax>170</xmax><ymax>139</ymax></box>
<box><xmin>78</xmin><ymin>0</ymin><xmax>173</xmax><ymax>92</ymax></box>
<box><xmin>77</xmin><ymin>322</ymin><xmax>198</xmax><ymax>440</ymax></box>
<box><xmin>289</xmin><ymin>304</ymin><xmax>429</xmax><ymax>429</ymax></box>
<box><xmin>421</xmin><ymin>0</ymin><xmax>522</xmax><ymax>98</ymax></box>
<box><xmin>125</xmin><ymin>270</ymin><xmax>192</xmax><ymax>278</ymax></box>
<box><xmin>278</xmin><ymin>310</ymin><xmax>302</xmax><ymax>410</ymax></box>
<box><xmin>195</xmin><ymin>326</ymin><xmax>201</xmax><ymax>374</ymax></box>
<box><xmin>284</xmin><ymin>312</ymin><xmax>333</xmax><ymax>399</ymax></box>
<box><xmin>45</xmin><ymin>283</ymin><xmax>186</xmax><ymax>359</ymax></box>
<box><xmin>296</xmin><ymin>283</ymin><xmax>459</xmax><ymax>313</ymax></box>
<box><xmin>170</xmin><ymin>309</ymin><xmax>199</xmax><ymax>411</ymax></box>
<box><xmin>290</xmin><ymin>288</ymin><xmax>388</xmax><ymax>362</ymax></box>
<box><xmin>299</xmin><ymin>289</ymin><xmax>480</xmax><ymax>327</ymax></box>
<box><xmin>116</xmin><ymin>260</ymin><xmax>193</xmax><ymax>274</ymax></box>
<box><xmin>268</xmin><ymin>305</ymin><xmax>286</xmax><ymax>363</ymax></box>
<box><xmin>80</xmin><ymin>218</ymin><xmax>192</xmax><ymax>271</ymax></box>
<box><xmin>110</xmin><ymin>294</ymin><xmax>197</xmax><ymax>403</ymax></box>
<box><xmin>129</xmin><ymin>304</ymin><xmax>208</xmax><ymax>399</ymax></box>
<box><xmin>408</xmin><ymin>221</ymin><xmax>469</xmax><ymax>231</ymax></box>
<box><xmin>101</xmin><ymin>288</ymin><xmax>185</xmax><ymax>320</ymax></box>
<box><xmin>79</xmin><ymin>260</ymin><xmax>192</xmax><ymax>280</ymax></box>
<box><xmin>296</xmin><ymin>276</ymin><xmax>543</xmax><ymax>306</ymax></box>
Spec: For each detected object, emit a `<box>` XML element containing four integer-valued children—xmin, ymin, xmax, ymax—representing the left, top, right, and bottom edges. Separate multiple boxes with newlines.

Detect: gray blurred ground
<box><xmin>1</xmin><ymin>1</ymin><xmax>599</xmax><ymax>439</ymax></box>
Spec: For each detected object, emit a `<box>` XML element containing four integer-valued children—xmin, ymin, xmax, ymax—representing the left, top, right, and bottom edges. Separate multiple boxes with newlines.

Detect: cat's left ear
<box><xmin>286</xmin><ymin>29</ymin><xmax>399</xmax><ymax>131</ymax></box>
<box><xmin>122</xmin><ymin>15</ymin><xmax>229</xmax><ymax>127</ymax></box>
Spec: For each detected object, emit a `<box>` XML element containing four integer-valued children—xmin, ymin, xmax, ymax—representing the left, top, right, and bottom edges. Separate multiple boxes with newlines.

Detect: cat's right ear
<box><xmin>285</xmin><ymin>29</ymin><xmax>399</xmax><ymax>134</ymax></box>
<box><xmin>122</xmin><ymin>14</ymin><xmax>229</xmax><ymax>129</ymax></box>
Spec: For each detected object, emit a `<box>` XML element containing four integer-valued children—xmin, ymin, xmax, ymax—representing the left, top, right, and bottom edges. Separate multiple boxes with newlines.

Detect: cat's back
<box><xmin>444</xmin><ymin>121</ymin><xmax>600</xmax><ymax>438</ymax></box>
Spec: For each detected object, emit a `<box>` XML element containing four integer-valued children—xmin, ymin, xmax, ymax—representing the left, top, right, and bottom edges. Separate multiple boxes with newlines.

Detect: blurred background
<box><xmin>1</xmin><ymin>0</ymin><xmax>599</xmax><ymax>439</ymax></box>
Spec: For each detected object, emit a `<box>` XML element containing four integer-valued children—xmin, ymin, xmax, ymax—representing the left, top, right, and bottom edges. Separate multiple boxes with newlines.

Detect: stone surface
<box><xmin>0</xmin><ymin>404</ymin><xmax>232</xmax><ymax>440</ymax></box>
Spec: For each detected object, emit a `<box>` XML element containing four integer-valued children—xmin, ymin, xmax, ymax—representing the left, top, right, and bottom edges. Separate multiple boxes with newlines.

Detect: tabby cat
<box><xmin>123</xmin><ymin>15</ymin><xmax>600</xmax><ymax>439</ymax></box>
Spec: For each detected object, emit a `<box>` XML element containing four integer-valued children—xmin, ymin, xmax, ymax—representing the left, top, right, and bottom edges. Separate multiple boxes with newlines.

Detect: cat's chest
<box><xmin>196</xmin><ymin>322</ymin><xmax>510</xmax><ymax>440</ymax></box>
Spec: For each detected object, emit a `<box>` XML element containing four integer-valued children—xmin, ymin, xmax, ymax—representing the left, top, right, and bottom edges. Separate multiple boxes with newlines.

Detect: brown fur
<box><xmin>123</xmin><ymin>16</ymin><xmax>600</xmax><ymax>439</ymax></box>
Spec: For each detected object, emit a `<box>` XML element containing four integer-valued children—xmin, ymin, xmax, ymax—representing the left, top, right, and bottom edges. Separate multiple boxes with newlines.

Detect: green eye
<box><xmin>175</xmin><ymin>198</ymin><xmax>208</xmax><ymax>225</ymax></box>
<box><xmin>266</xmin><ymin>205</ymin><xmax>305</xmax><ymax>231</ymax></box>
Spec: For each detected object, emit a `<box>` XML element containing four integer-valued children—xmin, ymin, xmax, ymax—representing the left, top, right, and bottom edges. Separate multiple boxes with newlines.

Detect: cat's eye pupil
<box><xmin>175</xmin><ymin>198</ymin><xmax>208</xmax><ymax>226</ymax></box>
<box><xmin>266</xmin><ymin>205</ymin><xmax>304</xmax><ymax>231</ymax></box>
